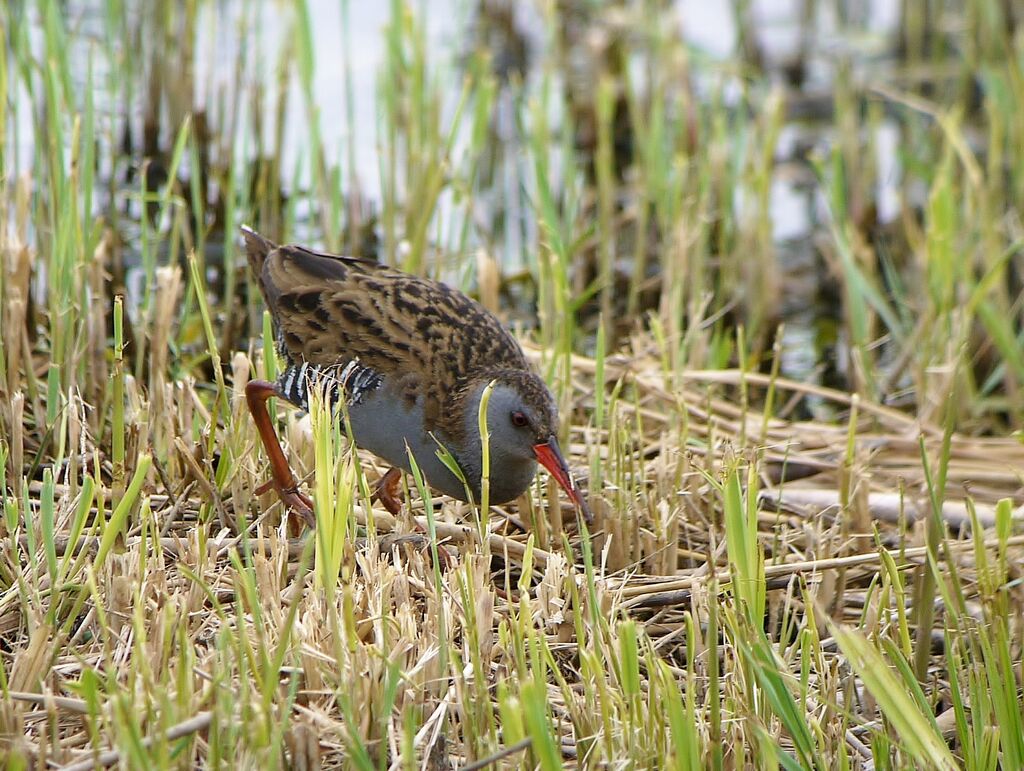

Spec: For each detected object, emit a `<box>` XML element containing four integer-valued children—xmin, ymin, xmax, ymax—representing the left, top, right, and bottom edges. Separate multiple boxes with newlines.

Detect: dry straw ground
<box><xmin>2</xmin><ymin>292</ymin><xmax>1022</xmax><ymax>766</ymax></box>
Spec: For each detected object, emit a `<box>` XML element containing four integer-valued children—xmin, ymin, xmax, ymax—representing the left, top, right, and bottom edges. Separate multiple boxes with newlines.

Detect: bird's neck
<box><xmin>450</xmin><ymin>382</ymin><xmax>488</xmax><ymax>491</ymax></box>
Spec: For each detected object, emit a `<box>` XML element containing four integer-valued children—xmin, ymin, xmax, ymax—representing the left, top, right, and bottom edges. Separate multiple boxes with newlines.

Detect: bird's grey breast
<box><xmin>276</xmin><ymin>359</ymin><xmax>453</xmax><ymax>488</ymax></box>
<box><xmin>346</xmin><ymin>379</ymin><xmax>471</xmax><ymax>501</ymax></box>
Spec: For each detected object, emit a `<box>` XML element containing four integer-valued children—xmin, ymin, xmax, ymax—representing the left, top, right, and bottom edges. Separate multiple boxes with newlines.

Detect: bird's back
<box><xmin>241</xmin><ymin>227</ymin><xmax>529</xmax><ymax>431</ymax></box>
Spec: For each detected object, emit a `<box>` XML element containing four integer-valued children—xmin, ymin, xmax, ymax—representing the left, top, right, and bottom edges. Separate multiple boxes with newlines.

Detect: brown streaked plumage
<box><xmin>240</xmin><ymin>226</ymin><xmax>591</xmax><ymax>525</ymax></box>
<box><xmin>248</xmin><ymin>233</ymin><xmax>529</xmax><ymax>434</ymax></box>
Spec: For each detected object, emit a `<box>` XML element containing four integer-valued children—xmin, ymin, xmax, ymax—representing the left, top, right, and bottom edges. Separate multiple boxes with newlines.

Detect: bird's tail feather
<box><xmin>240</xmin><ymin>225</ymin><xmax>277</xmax><ymax>284</ymax></box>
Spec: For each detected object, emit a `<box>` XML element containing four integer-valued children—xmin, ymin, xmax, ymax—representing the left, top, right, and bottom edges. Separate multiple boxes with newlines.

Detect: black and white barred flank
<box><xmin>276</xmin><ymin>359</ymin><xmax>383</xmax><ymax>411</ymax></box>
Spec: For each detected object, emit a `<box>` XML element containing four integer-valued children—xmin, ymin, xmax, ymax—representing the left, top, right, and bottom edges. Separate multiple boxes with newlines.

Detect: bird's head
<box><xmin>457</xmin><ymin>370</ymin><xmax>591</xmax><ymax>522</ymax></box>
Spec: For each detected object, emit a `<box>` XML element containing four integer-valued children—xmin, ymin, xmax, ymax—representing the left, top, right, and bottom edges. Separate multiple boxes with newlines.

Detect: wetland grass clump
<box><xmin>2</xmin><ymin>1</ymin><xmax>1023</xmax><ymax>767</ymax></box>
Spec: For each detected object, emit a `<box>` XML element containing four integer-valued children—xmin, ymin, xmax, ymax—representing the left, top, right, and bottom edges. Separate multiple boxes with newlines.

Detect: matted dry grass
<box><xmin>2</xmin><ymin>325</ymin><xmax>1022</xmax><ymax>767</ymax></box>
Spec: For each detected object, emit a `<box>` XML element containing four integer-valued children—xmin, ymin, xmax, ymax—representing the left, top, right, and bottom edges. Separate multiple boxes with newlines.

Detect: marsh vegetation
<box><xmin>1</xmin><ymin>0</ymin><xmax>1023</xmax><ymax>768</ymax></box>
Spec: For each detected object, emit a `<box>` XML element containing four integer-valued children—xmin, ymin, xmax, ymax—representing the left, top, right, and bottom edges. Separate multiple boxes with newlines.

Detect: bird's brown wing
<box><xmin>243</xmin><ymin>228</ymin><xmax>528</xmax><ymax>429</ymax></box>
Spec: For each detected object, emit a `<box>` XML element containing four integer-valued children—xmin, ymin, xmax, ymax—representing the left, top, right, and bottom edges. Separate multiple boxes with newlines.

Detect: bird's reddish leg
<box><xmin>373</xmin><ymin>466</ymin><xmax>404</xmax><ymax>517</ymax></box>
<box><xmin>245</xmin><ymin>379</ymin><xmax>315</xmax><ymax>527</ymax></box>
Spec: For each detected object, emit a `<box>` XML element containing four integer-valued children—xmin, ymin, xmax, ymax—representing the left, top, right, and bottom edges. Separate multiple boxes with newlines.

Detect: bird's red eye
<box><xmin>511</xmin><ymin>411</ymin><xmax>529</xmax><ymax>428</ymax></box>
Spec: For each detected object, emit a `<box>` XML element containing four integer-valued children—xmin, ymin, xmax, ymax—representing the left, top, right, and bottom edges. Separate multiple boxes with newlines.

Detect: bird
<box><xmin>240</xmin><ymin>226</ymin><xmax>591</xmax><ymax>527</ymax></box>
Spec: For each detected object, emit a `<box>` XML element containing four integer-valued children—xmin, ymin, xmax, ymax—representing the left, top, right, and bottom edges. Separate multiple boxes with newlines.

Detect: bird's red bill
<box><xmin>533</xmin><ymin>436</ymin><xmax>592</xmax><ymax>524</ymax></box>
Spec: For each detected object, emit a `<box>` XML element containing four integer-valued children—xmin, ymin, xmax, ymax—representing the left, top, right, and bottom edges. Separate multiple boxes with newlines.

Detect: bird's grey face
<box><xmin>484</xmin><ymin>380</ymin><xmax>559</xmax><ymax>462</ymax></box>
<box><xmin>473</xmin><ymin>373</ymin><xmax>590</xmax><ymax>520</ymax></box>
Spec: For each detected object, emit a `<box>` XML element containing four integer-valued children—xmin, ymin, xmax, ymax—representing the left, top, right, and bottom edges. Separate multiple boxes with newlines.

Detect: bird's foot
<box><xmin>373</xmin><ymin>467</ymin><xmax>405</xmax><ymax>517</ymax></box>
<box><xmin>256</xmin><ymin>476</ymin><xmax>315</xmax><ymax>528</ymax></box>
<box><xmin>380</xmin><ymin>533</ymin><xmax>457</xmax><ymax>570</ymax></box>
<box><xmin>372</xmin><ymin>469</ymin><xmax>458</xmax><ymax>566</ymax></box>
